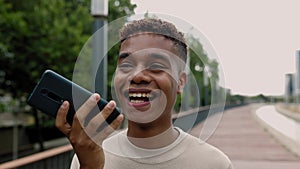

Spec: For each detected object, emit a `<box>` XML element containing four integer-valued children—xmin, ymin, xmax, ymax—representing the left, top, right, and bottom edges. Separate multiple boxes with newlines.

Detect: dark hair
<box><xmin>119</xmin><ymin>18</ymin><xmax>187</xmax><ymax>62</ymax></box>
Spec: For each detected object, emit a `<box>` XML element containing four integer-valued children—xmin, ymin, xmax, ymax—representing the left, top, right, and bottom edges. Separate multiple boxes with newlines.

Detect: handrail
<box><xmin>172</xmin><ymin>105</ymin><xmax>211</xmax><ymax>119</ymax></box>
<box><xmin>0</xmin><ymin>144</ymin><xmax>72</xmax><ymax>169</ymax></box>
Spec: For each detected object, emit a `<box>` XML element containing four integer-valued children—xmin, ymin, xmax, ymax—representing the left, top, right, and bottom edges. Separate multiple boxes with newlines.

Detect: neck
<box><xmin>127</xmin><ymin>120</ymin><xmax>179</xmax><ymax>149</ymax></box>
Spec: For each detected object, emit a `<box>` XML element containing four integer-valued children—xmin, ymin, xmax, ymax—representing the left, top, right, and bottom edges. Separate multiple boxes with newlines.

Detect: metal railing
<box><xmin>0</xmin><ymin>144</ymin><xmax>73</xmax><ymax>169</ymax></box>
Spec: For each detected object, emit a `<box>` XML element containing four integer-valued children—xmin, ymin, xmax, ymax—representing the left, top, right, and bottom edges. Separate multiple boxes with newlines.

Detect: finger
<box><xmin>109</xmin><ymin>114</ymin><xmax>124</xmax><ymax>131</ymax></box>
<box><xmin>76</xmin><ymin>93</ymin><xmax>100</xmax><ymax>125</ymax></box>
<box><xmin>55</xmin><ymin>101</ymin><xmax>71</xmax><ymax>135</ymax></box>
<box><xmin>93</xmin><ymin>114</ymin><xmax>124</xmax><ymax>144</ymax></box>
<box><xmin>100</xmin><ymin>100</ymin><xmax>117</xmax><ymax>120</ymax></box>
<box><xmin>84</xmin><ymin>100</ymin><xmax>116</xmax><ymax>135</ymax></box>
<box><xmin>95</xmin><ymin>101</ymin><xmax>118</xmax><ymax>132</ymax></box>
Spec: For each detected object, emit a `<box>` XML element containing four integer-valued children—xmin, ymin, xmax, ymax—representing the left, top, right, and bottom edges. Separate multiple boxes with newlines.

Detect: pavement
<box><xmin>190</xmin><ymin>104</ymin><xmax>300</xmax><ymax>169</ymax></box>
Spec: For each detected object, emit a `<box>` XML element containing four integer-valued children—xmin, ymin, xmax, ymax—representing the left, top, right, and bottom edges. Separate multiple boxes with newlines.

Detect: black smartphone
<box><xmin>27</xmin><ymin>70</ymin><xmax>120</xmax><ymax>131</ymax></box>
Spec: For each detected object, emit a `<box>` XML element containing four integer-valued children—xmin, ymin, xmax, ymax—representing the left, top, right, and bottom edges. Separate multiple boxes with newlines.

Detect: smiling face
<box><xmin>113</xmin><ymin>34</ymin><xmax>186</xmax><ymax>125</ymax></box>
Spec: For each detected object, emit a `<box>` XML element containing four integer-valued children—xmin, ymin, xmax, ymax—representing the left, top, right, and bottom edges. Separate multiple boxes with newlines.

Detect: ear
<box><xmin>177</xmin><ymin>72</ymin><xmax>187</xmax><ymax>94</ymax></box>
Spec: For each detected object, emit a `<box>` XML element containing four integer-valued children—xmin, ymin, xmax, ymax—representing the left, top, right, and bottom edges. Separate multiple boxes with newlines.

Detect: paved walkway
<box><xmin>190</xmin><ymin>104</ymin><xmax>300</xmax><ymax>169</ymax></box>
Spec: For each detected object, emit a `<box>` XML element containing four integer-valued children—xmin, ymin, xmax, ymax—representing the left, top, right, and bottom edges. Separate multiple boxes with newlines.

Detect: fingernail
<box><xmin>62</xmin><ymin>101</ymin><xmax>67</xmax><ymax>108</ymax></box>
<box><xmin>107</xmin><ymin>101</ymin><xmax>115</xmax><ymax>109</ymax></box>
<box><xmin>93</xmin><ymin>94</ymin><xmax>99</xmax><ymax>101</ymax></box>
<box><xmin>117</xmin><ymin>114</ymin><xmax>124</xmax><ymax>121</ymax></box>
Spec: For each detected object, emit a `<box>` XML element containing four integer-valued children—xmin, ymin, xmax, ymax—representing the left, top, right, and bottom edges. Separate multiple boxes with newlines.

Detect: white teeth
<box><xmin>129</xmin><ymin>92</ymin><xmax>151</xmax><ymax>98</ymax></box>
<box><xmin>129</xmin><ymin>92</ymin><xmax>152</xmax><ymax>103</ymax></box>
<box><xmin>131</xmin><ymin>100</ymin><xmax>144</xmax><ymax>103</ymax></box>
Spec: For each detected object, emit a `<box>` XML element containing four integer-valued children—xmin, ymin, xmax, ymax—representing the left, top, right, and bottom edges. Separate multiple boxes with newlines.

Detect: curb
<box><xmin>252</xmin><ymin>104</ymin><xmax>300</xmax><ymax>158</ymax></box>
<box><xmin>275</xmin><ymin>104</ymin><xmax>300</xmax><ymax>122</ymax></box>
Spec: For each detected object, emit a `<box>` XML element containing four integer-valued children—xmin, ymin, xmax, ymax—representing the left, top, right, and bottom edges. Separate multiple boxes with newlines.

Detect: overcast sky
<box><xmin>130</xmin><ymin>0</ymin><xmax>300</xmax><ymax>96</ymax></box>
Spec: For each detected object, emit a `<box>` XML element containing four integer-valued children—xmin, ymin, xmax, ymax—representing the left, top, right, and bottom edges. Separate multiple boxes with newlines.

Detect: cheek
<box><xmin>113</xmin><ymin>72</ymin><xmax>127</xmax><ymax>103</ymax></box>
<box><xmin>113</xmin><ymin>72</ymin><xmax>125</xmax><ymax>94</ymax></box>
<box><xmin>156</xmin><ymin>75</ymin><xmax>177</xmax><ymax>95</ymax></box>
<box><xmin>114</xmin><ymin>71</ymin><xmax>126</xmax><ymax>84</ymax></box>
<box><xmin>113</xmin><ymin>74</ymin><xmax>120</xmax><ymax>88</ymax></box>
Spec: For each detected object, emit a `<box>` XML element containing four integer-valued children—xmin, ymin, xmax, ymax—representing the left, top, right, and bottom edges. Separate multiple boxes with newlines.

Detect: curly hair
<box><xmin>119</xmin><ymin>18</ymin><xmax>187</xmax><ymax>62</ymax></box>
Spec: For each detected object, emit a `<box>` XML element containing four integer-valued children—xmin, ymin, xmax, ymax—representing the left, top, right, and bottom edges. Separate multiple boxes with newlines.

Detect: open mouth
<box><xmin>129</xmin><ymin>92</ymin><xmax>151</xmax><ymax>103</ymax></box>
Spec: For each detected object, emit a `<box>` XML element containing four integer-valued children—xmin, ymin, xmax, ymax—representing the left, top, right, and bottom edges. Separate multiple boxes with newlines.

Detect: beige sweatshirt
<box><xmin>71</xmin><ymin>127</ymin><xmax>234</xmax><ymax>169</ymax></box>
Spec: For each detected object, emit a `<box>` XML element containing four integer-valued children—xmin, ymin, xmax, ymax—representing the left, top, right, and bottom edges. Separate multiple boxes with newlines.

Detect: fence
<box><xmin>0</xmin><ymin>145</ymin><xmax>73</xmax><ymax>169</ymax></box>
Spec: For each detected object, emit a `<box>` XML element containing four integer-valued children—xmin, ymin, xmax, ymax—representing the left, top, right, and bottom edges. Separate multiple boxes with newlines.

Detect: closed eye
<box><xmin>148</xmin><ymin>63</ymin><xmax>168</xmax><ymax>71</ymax></box>
<box><xmin>118</xmin><ymin>62</ymin><xmax>134</xmax><ymax>72</ymax></box>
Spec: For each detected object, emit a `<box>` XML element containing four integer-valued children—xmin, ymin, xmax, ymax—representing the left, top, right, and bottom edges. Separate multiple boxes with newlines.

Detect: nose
<box><xmin>130</xmin><ymin>67</ymin><xmax>151</xmax><ymax>84</ymax></box>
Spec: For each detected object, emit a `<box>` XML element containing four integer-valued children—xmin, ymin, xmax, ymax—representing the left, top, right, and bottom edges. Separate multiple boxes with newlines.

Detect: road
<box><xmin>190</xmin><ymin>104</ymin><xmax>300</xmax><ymax>169</ymax></box>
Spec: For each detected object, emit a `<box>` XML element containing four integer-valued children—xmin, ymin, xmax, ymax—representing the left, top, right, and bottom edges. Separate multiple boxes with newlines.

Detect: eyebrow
<box><xmin>118</xmin><ymin>51</ymin><xmax>171</xmax><ymax>63</ymax></box>
<box><xmin>148</xmin><ymin>52</ymin><xmax>171</xmax><ymax>63</ymax></box>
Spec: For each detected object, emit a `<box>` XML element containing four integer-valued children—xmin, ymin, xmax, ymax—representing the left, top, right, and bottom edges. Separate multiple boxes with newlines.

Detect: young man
<box><xmin>56</xmin><ymin>18</ymin><xmax>234</xmax><ymax>169</ymax></box>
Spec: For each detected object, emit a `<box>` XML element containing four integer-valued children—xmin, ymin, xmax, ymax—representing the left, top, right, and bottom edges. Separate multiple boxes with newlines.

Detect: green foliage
<box><xmin>0</xmin><ymin>0</ymin><xmax>93</xmax><ymax>99</ymax></box>
<box><xmin>108</xmin><ymin>0</ymin><xmax>136</xmax><ymax>21</ymax></box>
<box><xmin>186</xmin><ymin>35</ymin><xmax>220</xmax><ymax>106</ymax></box>
<box><xmin>0</xmin><ymin>0</ymin><xmax>136</xmax><ymax>109</ymax></box>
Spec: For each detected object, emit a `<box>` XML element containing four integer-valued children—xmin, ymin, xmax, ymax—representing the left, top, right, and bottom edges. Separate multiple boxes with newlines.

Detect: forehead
<box><xmin>119</xmin><ymin>34</ymin><xmax>178</xmax><ymax>55</ymax></box>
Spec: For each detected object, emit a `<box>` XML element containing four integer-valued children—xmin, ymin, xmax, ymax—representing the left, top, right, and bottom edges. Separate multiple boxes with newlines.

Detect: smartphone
<box><xmin>27</xmin><ymin>70</ymin><xmax>120</xmax><ymax>131</ymax></box>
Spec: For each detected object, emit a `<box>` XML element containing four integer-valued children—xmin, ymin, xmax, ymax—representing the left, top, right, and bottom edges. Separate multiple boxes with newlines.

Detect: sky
<box><xmin>130</xmin><ymin>0</ymin><xmax>300</xmax><ymax>96</ymax></box>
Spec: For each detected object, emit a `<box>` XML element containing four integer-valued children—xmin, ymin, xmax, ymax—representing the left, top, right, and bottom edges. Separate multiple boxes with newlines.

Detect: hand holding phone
<box><xmin>27</xmin><ymin>70</ymin><xmax>120</xmax><ymax>130</ymax></box>
<box><xmin>55</xmin><ymin>92</ymin><xmax>123</xmax><ymax>169</ymax></box>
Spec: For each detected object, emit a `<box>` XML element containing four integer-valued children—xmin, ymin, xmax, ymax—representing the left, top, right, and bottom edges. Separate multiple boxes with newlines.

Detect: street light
<box><xmin>295</xmin><ymin>50</ymin><xmax>300</xmax><ymax>104</ymax></box>
<box><xmin>194</xmin><ymin>64</ymin><xmax>203</xmax><ymax>106</ymax></box>
<box><xmin>91</xmin><ymin>0</ymin><xmax>108</xmax><ymax>16</ymax></box>
<box><xmin>91</xmin><ymin>0</ymin><xmax>108</xmax><ymax>99</ymax></box>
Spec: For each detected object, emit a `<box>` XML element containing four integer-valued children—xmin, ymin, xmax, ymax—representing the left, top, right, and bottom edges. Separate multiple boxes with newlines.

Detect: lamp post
<box><xmin>295</xmin><ymin>50</ymin><xmax>300</xmax><ymax>104</ymax></box>
<box><xmin>194</xmin><ymin>64</ymin><xmax>202</xmax><ymax>107</ymax></box>
<box><xmin>203</xmin><ymin>67</ymin><xmax>209</xmax><ymax>106</ymax></box>
<box><xmin>182</xmin><ymin>50</ymin><xmax>190</xmax><ymax>111</ymax></box>
<box><xmin>91</xmin><ymin>0</ymin><xmax>108</xmax><ymax>99</ymax></box>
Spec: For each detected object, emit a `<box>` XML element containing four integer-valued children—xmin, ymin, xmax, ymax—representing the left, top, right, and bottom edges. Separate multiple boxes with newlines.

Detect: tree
<box><xmin>187</xmin><ymin>35</ymin><xmax>221</xmax><ymax>106</ymax></box>
<box><xmin>0</xmin><ymin>0</ymin><xmax>136</xmax><ymax>110</ymax></box>
<box><xmin>1</xmin><ymin>0</ymin><xmax>91</xmax><ymax>100</ymax></box>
